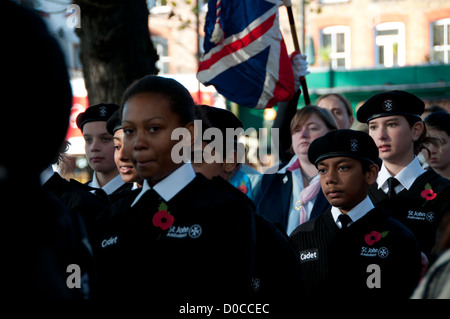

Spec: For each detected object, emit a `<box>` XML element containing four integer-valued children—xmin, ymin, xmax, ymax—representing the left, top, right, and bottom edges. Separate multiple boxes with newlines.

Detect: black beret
<box><xmin>356</xmin><ymin>90</ymin><xmax>425</xmax><ymax>123</ymax></box>
<box><xmin>308</xmin><ymin>129</ymin><xmax>379</xmax><ymax>167</ymax></box>
<box><xmin>76</xmin><ymin>103</ymin><xmax>120</xmax><ymax>130</ymax></box>
<box><xmin>194</xmin><ymin>105</ymin><xmax>243</xmax><ymax>139</ymax></box>
<box><xmin>106</xmin><ymin>110</ymin><xmax>122</xmax><ymax>135</ymax></box>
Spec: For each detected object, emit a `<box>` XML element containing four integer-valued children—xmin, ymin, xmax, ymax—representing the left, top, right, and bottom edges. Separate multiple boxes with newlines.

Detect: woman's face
<box><xmin>291</xmin><ymin>113</ymin><xmax>331</xmax><ymax>158</ymax></box>
<box><xmin>368</xmin><ymin>115</ymin><xmax>422</xmax><ymax>166</ymax></box>
<box><xmin>113</xmin><ymin>129</ymin><xmax>141</xmax><ymax>184</ymax></box>
<box><xmin>317</xmin><ymin>96</ymin><xmax>353</xmax><ymax>129</ymax></box>
<box><xmin>424</xmin><ymin>127</ymin><xmax>450</xmax><ymax>172</ymax></box>
<box><xmin>83</xmin><ymin>121</ymin><xmax>117</xmax><ymax>174</ymax></box>
<box><xmin>122</xmin><ymin>92</ymin><xmax>194</xmax><ymax>185</ymax></box>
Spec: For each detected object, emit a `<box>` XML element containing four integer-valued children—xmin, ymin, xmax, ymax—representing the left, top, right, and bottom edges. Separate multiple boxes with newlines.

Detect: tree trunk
<box><xmin>75</xmin><ymin>0</ymin><xmax>158</xmax><ymax>105</ymax></box>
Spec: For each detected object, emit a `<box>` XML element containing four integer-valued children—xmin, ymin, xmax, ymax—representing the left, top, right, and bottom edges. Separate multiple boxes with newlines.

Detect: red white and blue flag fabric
<box><xmin>197</xmin><ymin>0</ymin><xmax>295</xmax><ymax>109</ymax></box>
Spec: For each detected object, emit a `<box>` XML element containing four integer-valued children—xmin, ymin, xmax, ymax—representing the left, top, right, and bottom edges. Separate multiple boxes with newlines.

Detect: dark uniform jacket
<box><xmin>69</xmin><ymin>178</ymin><xmax>131</xmax><ymax>224</ymax></box>
<box><xmin>369</xmin><ymin>169</ymin><xmax>450</xmax><ymax>259</ymax></box>
<box><xmin>255</xmin><ymin>163</ymin><xmax>330</xmax><ymax>232</ymax></box>
<box><xmin>290</xmin><ymin>207</ymin><xmax>422</xmax><ymax>299</ymax></box>
<box><xmin>92</xmin><ymin>170</ymin><xmax>304</xmax><ymax>315</ymax></box>
<box><xmin>42</xmin><ymin>172</ymin><xmax>106</xmax><ymax>298</ymax></box>
<box><xmin>5</xmin><ymin>178</ymin><xmax>83</xmax><ymax>298</ymax></box>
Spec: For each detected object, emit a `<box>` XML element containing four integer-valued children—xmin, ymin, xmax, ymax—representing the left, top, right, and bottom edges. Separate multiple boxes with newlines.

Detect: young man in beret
<box><xmin>290</xmin><ymin>129</ymin><xmax>422</xmax><ymax>299</ymax></box>
<box><xmin>75</xmin><ymin>103</ymin><xmax>129</xmax><ymax>198</ymax></box>
<box><xmin>356</xmin><ymin>90</ymin><xmax>450</xmax><ymax>264</ymax></box>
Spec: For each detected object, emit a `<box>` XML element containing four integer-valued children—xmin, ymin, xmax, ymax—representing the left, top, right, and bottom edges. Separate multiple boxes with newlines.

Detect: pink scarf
<box><xmin>298</xmin><ymin>178</ymin><xmax>321</xmax><ymax>225</ymax></box>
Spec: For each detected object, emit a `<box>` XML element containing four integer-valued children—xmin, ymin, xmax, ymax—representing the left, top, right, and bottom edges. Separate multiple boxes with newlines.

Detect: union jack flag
<box><xmin>197</xmin><ymin>0</ymin><xmax>295</xmax><ymax>109</ymax></box>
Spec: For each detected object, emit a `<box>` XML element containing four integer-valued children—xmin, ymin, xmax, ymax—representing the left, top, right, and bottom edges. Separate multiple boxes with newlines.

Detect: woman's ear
<box><xmin>411</xmin><ymin>121</ymin><xmax>424</xmax><ymax>142</ymax></box>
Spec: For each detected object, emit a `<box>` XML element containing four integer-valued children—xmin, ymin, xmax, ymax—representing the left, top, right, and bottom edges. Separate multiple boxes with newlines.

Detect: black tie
<box><xmin>387</xmin><ymin>177</ymin><xmax>400</xmax><ymax>198</ymax></box>
<box><xmin>338</xmin><ymin>214</ymin><xmax>352</xmax><ymax>229</ymax></box>
<box><xmin>94</xmin><ymin>188</ymin><xmax>110</xmax><ymax>205</ymax></box>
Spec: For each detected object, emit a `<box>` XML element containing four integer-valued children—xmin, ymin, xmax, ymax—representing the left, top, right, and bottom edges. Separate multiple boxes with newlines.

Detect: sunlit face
<box><xmin>113</xmin><ymin>129</ymin><xmax>141</xmax><ymax>184</ymax></box>
<box><xmin>291</xmin><ymin>113</ymin><xmax>331</xmax><ymax>158</ymax></box>
<box><xmin>317</xmin><ymin>157</ymin><xmax>377</xmax><ymax>214</ymax></box>
<box><xmin>424</xmin><ymin>127</ymin><xmax>450</xmax><ymax>172</ymax></box>
<box><xmin>317</xmin><ymin>96</ymin><xmax>354</xmax><ymax>129</ymax></box>
<box><xmin>368</xmin><ymin>115</ymin><xmax>422</xmax><ymax>165</ymax></box>
<box><xmin>122</xmin><ymin>92</ymin><xmax>194</xmax><ymax>185</ymax></box>
<box><xmin>83</xmin><ymin>121</ymin><xmax>116</xmax><ymax>173</ymax></box>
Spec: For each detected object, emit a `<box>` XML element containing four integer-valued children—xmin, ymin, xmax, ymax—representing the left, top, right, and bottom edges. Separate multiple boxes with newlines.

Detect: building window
<box><xmin>320</xmin><ymin>26</ymin><xmax>350</xmax><ymax>69</ymax></box>
<box><xmin>375</xmin><ymin>22</ymin><xmax>405</xmax><ymax>67</ymax></box>
<box><xmin>431</xmin><ymin>18</ymin><xmax>450</xmax><ymax>64</ymax></box>
<box><xmin>152</xmin><ymin>36</ymin><xmax>170</xmax><ymax>74</ymax></box>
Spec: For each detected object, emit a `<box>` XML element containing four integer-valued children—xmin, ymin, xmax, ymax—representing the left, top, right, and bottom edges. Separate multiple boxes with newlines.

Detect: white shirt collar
<box><xmin>40</xmin><ymin>165</ymin><xmax>55</xmax><ymax>185</ymax></box>
<box><xmin>131</xmin><ymin>163</ymin><xmax>196</xmax><ymax>207</ymax></box>
<box><xmin>331</xmin><ymin>196</ymin><xmax>375</xmax><ymax>228</ymax></box>
<box><xmin>277</xmin><ymin>155</ymin><xmax>299</xmax><ymax>174</ymax></box>
<box><xmin>377</xmin><ymin>156</ymin><xmax>425</xmax><ymax>192</ymax></box>
<box><xmin>89</xmin><ymin>172</ymin><xmax>126</xmax><ymax>195</ymax></box>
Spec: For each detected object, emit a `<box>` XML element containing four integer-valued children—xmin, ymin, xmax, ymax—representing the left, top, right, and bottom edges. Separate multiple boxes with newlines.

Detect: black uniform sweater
<box><xmin>92</xmin><ymin>174</ymin><xmax>305</xmax><ymax>314</ymax></box>
<box><xmin>369</xmin><ymin>169</ymin><xmax>450</xmax><ymax>259</ymax></box>
<box><xmin>290</xmin><ymin>206</ymin><xmax>422</xmax><ymax>299</ymax></box>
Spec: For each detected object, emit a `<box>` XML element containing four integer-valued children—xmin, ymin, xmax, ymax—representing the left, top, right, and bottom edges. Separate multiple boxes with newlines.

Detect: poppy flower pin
<box><xmin>152</xmin><ymin>202</ymin><xmax>174</xmax><ymax>236</ymax></box>
<box><xmin>237</xmin><ymin>181</ymin><xmax>248</xmax><ymax>194</ymax></box>
<box><xmin>420</xmin><ymin>183</ymin><xmax>437</xmax><ymax>207</ymax></box>
<box><xmin>364</xmin><ymin>230</ymin><xmax>389</xmax><ymax>246</ymax></box>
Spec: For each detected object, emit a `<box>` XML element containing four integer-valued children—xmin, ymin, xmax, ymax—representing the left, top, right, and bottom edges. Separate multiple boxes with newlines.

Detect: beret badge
<box><xmin>383</xmin><ymin>99</ymin><xmax>394</xmax><ymax>112</ymax></box>
<box><xmin>99</xmin><ymin>106</ymin><xmax>107</xmax><ymax>117</ymax></box>
<box><xmin>350</xmin><ymin>139</ymin><xmax>359</xmax><ymax>152</ymax></box>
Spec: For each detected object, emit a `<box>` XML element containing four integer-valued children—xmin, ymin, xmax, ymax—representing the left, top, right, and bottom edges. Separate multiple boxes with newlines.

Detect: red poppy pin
<box><xmin>364</xmin><ymin>230</ymin><xmax>389</xmax><ymax>246</ymax></box>
<box><xmin>420</xmin><ymin>183</ymin><xmax>437</xmax><ymax>207</ymax></box>
<box><xmin>237</xmin><ymin>180</ymin><xmax>248</xmax><ymax>194</ymax></box>
<box><xmin>152</xmin><ymin>202</ymin><xmax>174</xmax><ymax>231</ymax></box>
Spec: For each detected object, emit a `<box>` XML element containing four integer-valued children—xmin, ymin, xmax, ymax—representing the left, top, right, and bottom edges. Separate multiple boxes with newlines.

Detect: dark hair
<box><xmin>121</xmin><ymin>75</ymin><xmax>195</xmax><ymax>125</ymax></box>
<box><xmin>404</xmin><ymin>115</ymin><xmax>439</xmax><ymax>156</ymax></box>
<box><xmin>361</xmin><ymin>160</ymin><xmax>378</xmax><ymax>174</ymax></box>
<box><xmin>3</xmin><ymin>1</ymin><xmax>72</xmax><ymax>176</ymax></box>
<box><xmin>424</xmin><ymin>111</ymin><xmax>450</xmax><ymax>137</ymax></box>
<box><xmin>316</xmin><ymin>93</ymin><xmax>353</xmax><ymax>116</ymax></box>
<box><xmin>193</xmin><ymin>105</ymin><xmax>244</xmax><ymax>159</ymax></box>
<box><xmin>424</xmin><ymin>104</ymin><xmax>446</xmax><ymax>115</ymax></box>
<box><xmin>290</xmin><ymin>105</ymin><xmax>338</xmax><ymax>134</ymax></box>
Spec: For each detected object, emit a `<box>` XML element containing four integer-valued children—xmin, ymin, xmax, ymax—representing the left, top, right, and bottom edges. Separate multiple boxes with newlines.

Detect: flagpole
<box><xmin>286</xmin><ymin>5</ymin><xmax>311</xmax><ymax>106</ymax></box>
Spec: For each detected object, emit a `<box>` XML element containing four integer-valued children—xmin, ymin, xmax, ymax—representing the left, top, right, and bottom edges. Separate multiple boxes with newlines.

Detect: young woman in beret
<box><xmin>356</xmin><ymin>90</ymin><xmax>450</xmax><ymax>266</ymax></box>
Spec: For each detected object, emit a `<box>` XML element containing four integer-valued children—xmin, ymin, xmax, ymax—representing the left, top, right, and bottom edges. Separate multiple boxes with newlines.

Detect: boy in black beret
<box><xmin>74</xmin><ymin>103</ymin><xmax>130</xmax><ymax>200</ymax></box>
<box><xmin>356</xmin><ymin>90</ymin><xmax>450</xmax><ymax>263</ymax></box>
<box><xmin>290</xmin><ymin>129</ymin><xmax>422</xmax><ymax>299</ymax></box>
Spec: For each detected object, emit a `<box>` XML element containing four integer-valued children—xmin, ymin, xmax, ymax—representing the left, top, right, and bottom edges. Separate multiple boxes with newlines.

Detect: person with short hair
<box><xmin>290</xmin><ymin>129</ymin><xmax>422</xmax><ymax>299</ymax></box>
<box><xmin>75</xmin><ymin>103</ymin><xmax>129</xmax><ymax>198</ymax></box>
<box><xmin>255</xmin><ymin>105</ymin><xmax>337</xmax><ymax>235</ymax></box>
